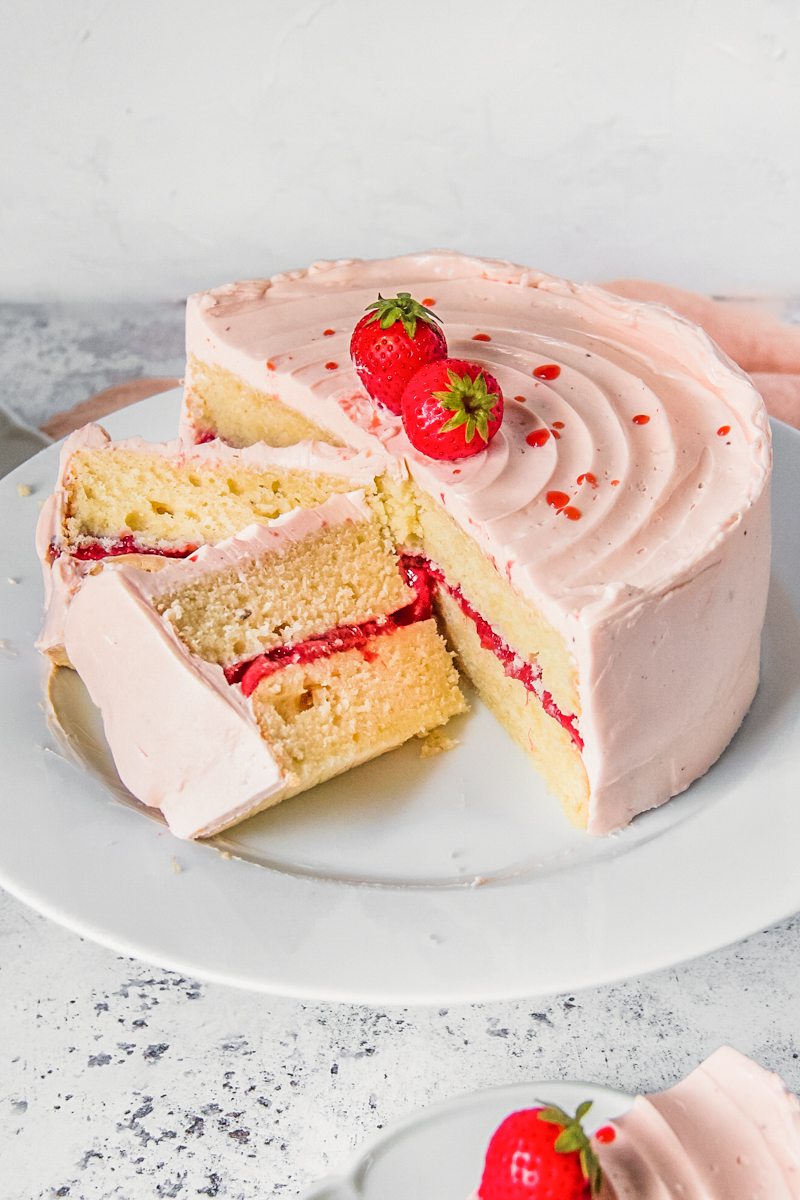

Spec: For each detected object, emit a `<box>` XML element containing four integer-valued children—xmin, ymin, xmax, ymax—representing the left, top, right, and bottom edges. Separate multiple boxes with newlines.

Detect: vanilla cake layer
<box><xmin>251</xmin><ymin>619</ymin><xmax>464</xmax><ymax>799</ymax></box>
<box><xmin>64</xmin><ymin>496</ymin><xmax>465</xmax><ymax>839</ymax></box>
<box><xmin>187</xmin><ymin>355</ymin><xmax>342</xmax><ymax>448</ymax></box>
<box><xmin>143</xmin><ymin>493</ymin><xmax>412</xmax><ymax>665</ymax></box>
<box><xmin>36</xmin><ymin>422</ymin><xmax>389</xmax><ymax>666</ymax></box>
<box><xmin>183</xmin><ymin>252</ymin><xmax>772</xmax><ymax>834</ymax></box>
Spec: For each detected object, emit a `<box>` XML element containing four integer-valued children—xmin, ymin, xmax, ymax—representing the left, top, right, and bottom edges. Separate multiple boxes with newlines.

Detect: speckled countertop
<box><xmin>2</xmin><ymin>303</ymin><xmax>800</xmax><ymax>1200</ymax></box>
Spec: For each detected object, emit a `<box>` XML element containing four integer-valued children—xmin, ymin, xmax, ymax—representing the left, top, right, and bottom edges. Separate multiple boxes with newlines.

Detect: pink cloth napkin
<box><xmin>603</xmin><ymin>280</ymin><xmax>800</xmax><ymax>430</ymax></box>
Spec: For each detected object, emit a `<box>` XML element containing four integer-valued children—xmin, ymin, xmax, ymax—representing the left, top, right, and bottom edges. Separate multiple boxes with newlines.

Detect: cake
<box><xmin>62</xmin><ymin>492</ymin><xmax>465</xmax><ymax>839</ymax></box>
<box><xmin>471</xmin><ymin>1048</ymin><xmax>800</xmax><ymax>1199</ymax></box>
<box><xmin>36</xmin><ymin>422</ymin><xmax>390</xmax><ymax>666</ymax></box>
<box><xmin>180</xmin><ymin>251</ymin><xmax>772</xmax><ymax>835</ymax></box>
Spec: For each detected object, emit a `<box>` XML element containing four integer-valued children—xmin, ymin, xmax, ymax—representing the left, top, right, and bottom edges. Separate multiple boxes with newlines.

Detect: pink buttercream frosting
<box><xmin>63</xmin><ymin>492</ymin><xmax>383</xmax><ymax>839</ymax></box>
<box><xmin>184</xmin><ymin>252</ymin><xmax>772</xmax><ymax>834</ymax></box>
<box><xmin>597</xmin><ymin>1048</ymin><xmax>800</xmax><ymax>1198</ymax></box>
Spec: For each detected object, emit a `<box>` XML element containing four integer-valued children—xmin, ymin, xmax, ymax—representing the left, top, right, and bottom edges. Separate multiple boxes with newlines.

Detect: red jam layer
<box><xmin>225</xmin><ymin>558</ymin><xmax>434</xmax><ymax>698</ymax></box>
<box><xmin>405</xmin><ymin>557</ymin><xmax>583</xmax><ymax>751</ymax></box>
<box><xmin>53</xmin><ymin>536</ymin><xmax>198</xmax><ymax>563</ymax></box>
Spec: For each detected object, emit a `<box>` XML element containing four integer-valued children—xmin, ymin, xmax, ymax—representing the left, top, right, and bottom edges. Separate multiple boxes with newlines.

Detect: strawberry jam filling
<box><xmin>225</xmin><ymin>559</ymin><xmax>434</xmax><ymax>698</ymax></box>
<box><xmin>52</xmin><ymin>536</ymin><xmax>198</xmax><ymax>562</ymax></box>
<box><xmin>225</xmin><ymin>555</ymin><xmax>583</xmax><ymax>749</ymax></box>
<box><xmin>406</xmin><ymin>557</ymin><xmax>583</xmax><ymax>750</ymax></box>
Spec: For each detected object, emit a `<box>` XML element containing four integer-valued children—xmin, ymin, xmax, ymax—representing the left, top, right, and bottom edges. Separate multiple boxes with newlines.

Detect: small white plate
<box><xmin>298</xmin><ymin>1080</ymin><xmax>632</xmax><ymax>1198</ymax></box>
<box><xmin>1</xmin><ymin>391</ymin><xmax>799</xmax><ymax>1003</ymax></box>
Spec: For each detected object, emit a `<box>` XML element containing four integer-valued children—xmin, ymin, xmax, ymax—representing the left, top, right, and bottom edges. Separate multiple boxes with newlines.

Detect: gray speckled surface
<box><xmin>2</xmin><ymin>304</ymin><xmax>800</xmax><ymax>1200</ymax></box>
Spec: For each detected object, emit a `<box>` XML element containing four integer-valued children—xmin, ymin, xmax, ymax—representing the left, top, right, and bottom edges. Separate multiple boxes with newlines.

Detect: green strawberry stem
<box><xmin>434</xmin><ymin>369</ymin><xmax>498</xmax><ymax>444</ymax></box>
<box><xmin>364</xmin><ymin>292</ymin><xmax>442</xmax><ymax>340</ymax></box>
<box><xmin>536</xmin><ymin>1100</ymin><xmax>603</xmax><ymax>1196</ymax></box>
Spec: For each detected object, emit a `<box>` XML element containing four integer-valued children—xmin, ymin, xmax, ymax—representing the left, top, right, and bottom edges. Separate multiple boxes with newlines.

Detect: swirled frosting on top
<box><xmin>597</xmin><ymin>1048</ymin><xmax>800</xmax><ymax>1198</ymax></box>
<box><xmin>186</xmin><ymin>252</ymin><xmax>770</xmax><ymax>630</ymax></box>
<box><xmin>186</xmin><ymin>253</ymin><xmax>772</xmax><ymax>832</ymax></box>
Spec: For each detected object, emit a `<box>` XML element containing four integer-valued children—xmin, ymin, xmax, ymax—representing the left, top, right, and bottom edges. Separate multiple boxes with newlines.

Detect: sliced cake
<box><xmin>179</xmin><ymin>252</ymin><xmax>772</xmax><ymax>835</ymax></box>
<box><xmin>36</xmin><ymin>422</ymin><xmax>389</xmax><ymax>666</ymax></box>
<box><xmin>63</xmin><ymin>493</ymin><xmax>465</xmax><ymax>839</ymax></box>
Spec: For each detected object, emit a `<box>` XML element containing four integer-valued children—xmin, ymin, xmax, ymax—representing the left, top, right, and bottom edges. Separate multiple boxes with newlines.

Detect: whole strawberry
<box><xmin>401</xmin><ymin>358</ymin><xmax>504</xmax><ymax>461</ymax></box>
<box><xmin>350</xmin><ymin>292</ymin><xmax>447</xmax><ymax>414</ymax></box>
<box><xmin>478</xmin><ymin>1101</ymin><xmax>601</xmax><ymax>1200</ymax></box>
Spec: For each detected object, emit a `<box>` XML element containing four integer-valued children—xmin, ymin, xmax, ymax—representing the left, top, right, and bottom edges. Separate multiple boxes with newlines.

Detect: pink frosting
<box><xmin>62</xmin><ymin>493</ymin><xmax>382</xmax><ymax>839</ymax></box>
<box><xmin>184</xmin><ymin>252</ymin><xmax>772</xmax><ymax>834</ymax></box>
<box><xmin>597</xmin><ymin>1048</ymin><xmax>800</xmax><ymax>1198</ymax></box>
<box><xmin>35</xmin><ymin>422</ymin><xmax>389</xmax><ymax>660</ymax></box>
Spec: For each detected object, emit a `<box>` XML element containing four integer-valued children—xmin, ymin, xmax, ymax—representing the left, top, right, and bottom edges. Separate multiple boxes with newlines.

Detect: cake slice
<box><xmin>63</xmin><ymin>493</ymin><xmax>465</xmax><ymax>839</ymax></box>
<box><xmin>36</xmin><ymin>422</ymin><xmax>389</xmax><ymax>666</ymax></box>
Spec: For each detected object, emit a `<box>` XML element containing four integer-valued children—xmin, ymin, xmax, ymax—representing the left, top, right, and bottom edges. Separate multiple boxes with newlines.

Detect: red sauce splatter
<box><xmin>550</xmin><ymin>428</ymin><xmax>561</xmax><ymax>440</ymax></box>
<box><xmin>610</xmin><ymin>479</ymin><xmax>620</xmax><ymax>486</ymax></box>
<box><xmin>632</xmin><ymin>413</ymin><xmax>650</xmax><ymax>425</ymax></box>
<box><xmin>422</xmin><ymin>297</ymin><xmax>436</xmax><ymax>307</ymax></box>
<box><xmin>562</xmin><ymin>506</ymin><xmax>582</xmax><ymax>520</ymax></box>
<box><xmin>472</xmin><ymin>332</ymin><xmax>491</xmax><ymax>342</ymax></box>
<box><xmin>325</xmin><ymin>361</ymin><xmax>338</xmax><ymax>371</ymax></box>
<box><xmin>266</xmin><ymin>360</ymin><xmax>276</xmax><ymax>371</ymax></box>
<box><xmin>552</xmin><ymin>420</ymin><xmax>565</xmax><ymax>429</ymax></box>
<box><xmin>526</xmin><ymin>429</ymin><xmax>550</xmax><ymax>448</ymax></box>
<box><xmin>323</xmin><ymin>328</ymin><xmax>335</xmax><ymax>336</ymax></box>
<box><xmin>514</xmin><ymin>395</ymin><xmax>527</xmax><ymax>403</ymax></box>
<box><xmin>533</xmin><ymin>364</ymin><xmax>561</xmax><ymax>380</ymax></box>
<box><xmin>577</xmin><ymin>472</ymin><xmax>598</xmax><ymax>487</ymax></box>
<box><xmin>595</xmin><ymin>1126</ymin><xmax>617</xmax><ymax>1145</ymax></box>
<box><xmin>717</xmin><ymin>424</ymin><xmax>731</xmax><ymax>436</ymax></box>
<box><xmin>546</xmin><ymin>490</ymin><xmax>570</xmax><ymax>510</ymax></box>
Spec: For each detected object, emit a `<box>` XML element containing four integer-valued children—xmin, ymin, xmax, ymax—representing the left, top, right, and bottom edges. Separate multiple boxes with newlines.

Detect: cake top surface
<box><xmin>187</xmin><ymin>251</ymin><xmax>771</xmax><ymax>629</ymax></box>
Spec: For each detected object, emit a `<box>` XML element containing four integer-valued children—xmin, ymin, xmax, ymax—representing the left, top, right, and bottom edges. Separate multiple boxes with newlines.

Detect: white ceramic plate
<box><xmin>299</xmin><ymin>1079</ymin><xmax>632</xmax><ymax>1198</ymax></box>
<box><xmin>1</xmin><ymin>391</ymin><xmax>799</xmax><ymax>1003</ymax></box>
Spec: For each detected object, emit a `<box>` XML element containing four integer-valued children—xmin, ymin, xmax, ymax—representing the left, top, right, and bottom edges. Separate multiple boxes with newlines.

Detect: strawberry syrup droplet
<box><xmin>595</xmin><ymin>1126</ymin><xmax>617</xmax><ymax>1144</ymax></box>
<box><xmin>632</xmin><ymin>413</ymin><xmax>651</xmax><ymax>425</ymax></box>
<box><xmin>550</xmin><ymin>428</ymin><xmax>561</xmax><ymax>440</ymax></box>
<box><xmin>562</xmin><ymin>505</ymin><xmax>582</xmax><ymax>520</ymax></box>
<box><xmin>717</xmin><ymin>424</ymin><xmax>731</xmax><ymax>436</ymax></box>
<box><xmin>514</xmin><ymin>395</ymin><xmax>527</xmax><ymax>403</ymax></box>
<box><xmin>526</xmin><ymin>429</ymin><xmax>550</xmax><ymax>448</ymax></box>
<box><xmin>552</xmin><ymin>420</ymin><xmax>565</xmax><ymax>429</ymax></box>
<box><xmin>323</xmin><ymin>328</ymin><xmax>335</xmax><ymax>336</ymax></box>
<box><xmin>422</xmin><ymin>297</ymin><xmax>436</xmax><ymax>307</ymax></box>
<box><xmin>472</xmin><ymin>332</ymin><xmax>491</xmax><ymax>341</ymax></box>
<box><xmin>325</xmin><ymin>361</ymin><xmax>338</xmax><ymax>371</ymax></box>
<box><xmin>577</xmin><ymin>472</ymin><xmax>598</xmax><ymax>487</ymax></box>
<box><xmin>533</xmin><ymin>363</ymin><xmax>561</xmax><ymax>380</ymax></box>
<box><xmin>611</xmin><ymin>479</ymin><xmax>620</xmax><ymax>486</ymax></box>
<box><xmin>546</xmin><ymin>490</ymin><xmax>570</xmax><ymax>510</ymax></box>
<box><xmin>266</xmin><ymin>360</ymin><xmax>276</xmax><ymax>371</ymax></box>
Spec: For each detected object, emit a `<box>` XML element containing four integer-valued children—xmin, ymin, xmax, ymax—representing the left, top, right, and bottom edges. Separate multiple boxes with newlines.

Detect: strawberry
<box><xmin>400</xmin><ymin>358</ymin><xmax>504</xmax><ymax>461</ymax></box>
<box><xmin>349</xmin><ymin>292</ymin><xmax>447</xmax><ymax>414</ymax></box>
<box><xmin>477</xmin><ymin>1101</ymin><xmax>602</xmax><ymax>1200</ymax></box>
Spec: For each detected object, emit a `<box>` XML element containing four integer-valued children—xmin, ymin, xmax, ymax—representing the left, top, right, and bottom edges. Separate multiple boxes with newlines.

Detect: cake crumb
<box><xmin>7</xmin><ymin>578</ymin><xmax>18</xmax><ymax>586</ymax></box>
<box><xmin>170</xmin><ymin>856</ymin><xmax>183</xmax><ymax>874</ymax></box>
<box><xmin>0</xmin><ymin>639</ymin><xmax>17</xmax><ymax>659</ymax></box>
<box><xmin>16</xmin><ymin>483</ymin><xmax>32</xmax><ymax>497</ymax></box>
<box><xmin>218</xmin><ymin>849</ymin><xmax>232</xmax><ymax>860</ymax></box>
<box><xmin>419</xmin><ymin>729</ymin><xmax>459</xmax><ymax>758</ymax></box>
